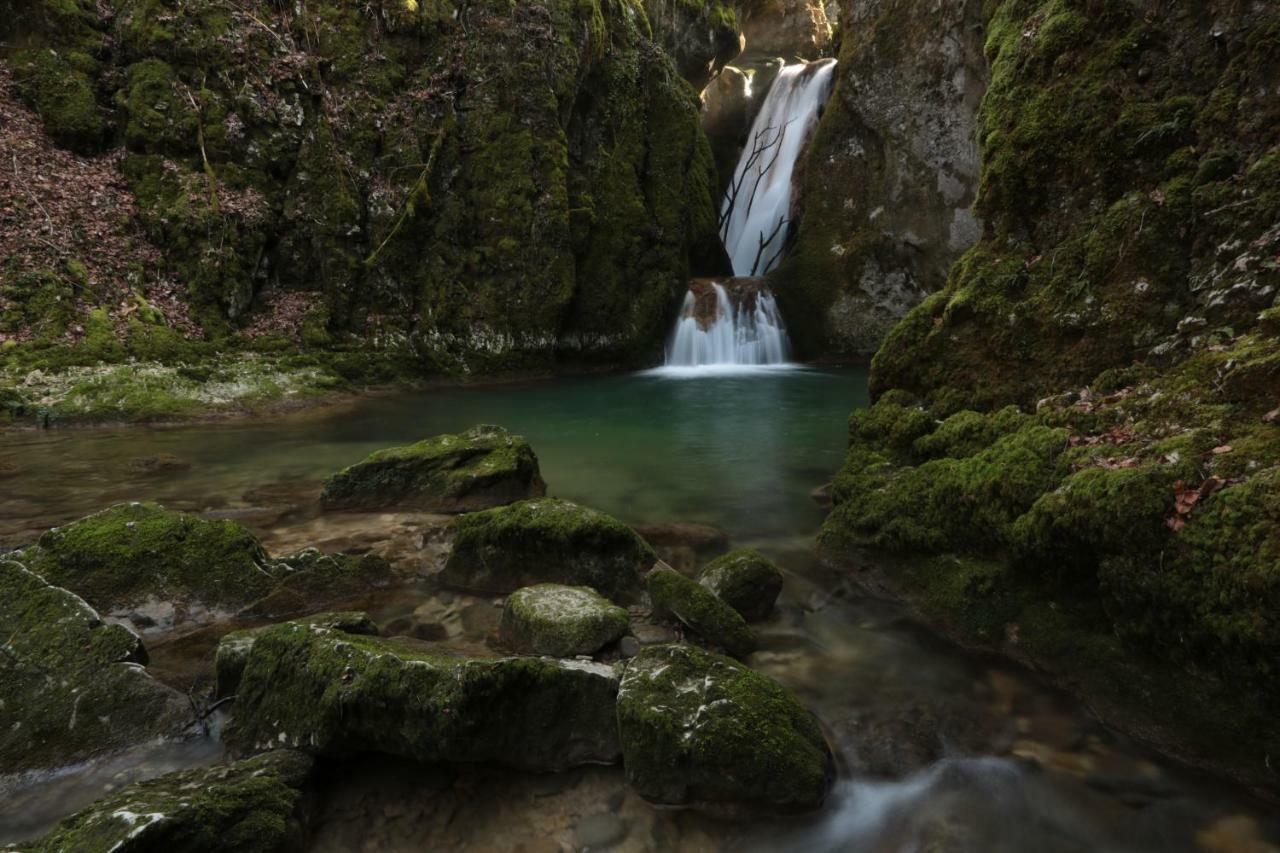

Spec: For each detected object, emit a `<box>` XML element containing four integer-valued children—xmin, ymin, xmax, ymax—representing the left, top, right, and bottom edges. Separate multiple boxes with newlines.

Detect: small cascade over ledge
<box><xmin>661</xmin><ymin>59</ymin><xmax>837</xmax><ymax>372</ymax></box>
<box><xmin>664</xmin><ymin>278</ymin><xmax>791</xmax><ymax>369</ymax></box>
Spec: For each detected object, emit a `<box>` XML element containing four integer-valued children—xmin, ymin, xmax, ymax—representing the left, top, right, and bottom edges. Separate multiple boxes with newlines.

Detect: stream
<box><xmin>1</xmin><ymin>367</ymin><xmax>1277</xmax><ymax>851</ymax></box>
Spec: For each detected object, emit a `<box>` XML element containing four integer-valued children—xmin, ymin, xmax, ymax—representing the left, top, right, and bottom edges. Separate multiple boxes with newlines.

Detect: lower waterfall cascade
<box><xmin>664</xmin><ymin>282</ymin><xmax>791</xmax><ymax>368</ymax></box>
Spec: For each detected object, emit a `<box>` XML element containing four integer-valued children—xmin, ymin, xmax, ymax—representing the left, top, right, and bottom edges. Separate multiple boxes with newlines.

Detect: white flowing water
<box><xmin>720</xmin><ymin>59</ymin><xmax>837</xmax><ymax>277</ymax></box>
<box><xmin>662</xmin><ymin>283</ymin><xmax>791</xmax><ymax>370</ymax></box>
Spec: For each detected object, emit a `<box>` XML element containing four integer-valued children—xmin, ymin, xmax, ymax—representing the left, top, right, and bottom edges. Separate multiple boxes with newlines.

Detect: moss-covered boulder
<box><xmin>213</xmin><ymin>611</ymin><xmax>379</xmax><ymax>699</ymax></box>
<box><xmin>646</xmin><ymin>566</ymin><xmax>756</xmax><ymax>658</ymax></box>
<box><xmin>441</xmin><ymin>499</ymin><xmax>655</xmax><ymax>603</ymax></box>
<box><xmin>0</xmin><ymin>559</ymin><xmax>189</xmax><ymax>775</ymax></box>
<box><xmin>320</xmin><ymin>425</ymin><xmax>545</xmax><ymax>513</ymax></box>
<box><xmin>617</xmin><ymin>644</ymin><xmax>833</xmax><ymax>811</ymax></box>
<box><xmin>696</xmin><ymin>548</ymin><xmax>783</xmax><ymax>622</ymax></box>
<box><xmin>21</xmin><ymin>750</ymin><xmax>314</xmax><ymax>852</ymax></box>
<box><xmin>500</xmin><ymin>584</ymin><xmax>630</xmax><ymax>657</ymax></box>
<box><xmin>20</xmin><ymin>502</ymin><xmax>278</xmax><ymax>631</ymax></box>
<box><xmin>224</xmin><ymin>618</ymin><xmax>622</xmax><ymax>770</ymax></box>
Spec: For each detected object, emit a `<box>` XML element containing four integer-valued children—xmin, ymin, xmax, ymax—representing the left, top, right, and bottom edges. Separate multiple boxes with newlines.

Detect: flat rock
<box><xmin>320</xmin><ymin>425</ymin><xmax>545</xmax><ymax>513</ymax></box>
<box><xmin>617</xmin><ymin>644</ymin><xmax>834</xmax><ymax>811</ymax></box>
<box><xmin>500</xmin><ymin>584</ymin><xmax>629</xmax><ymax>657</ymax></box>
<box><xmin>224</xmin><ymin>617</ymin><xmax>622</xmax><ymax>771</ymax></box>
<box><xmin>441</xmin><ymin>499</ymin><xmax>655</xmax><ymax>603</ymax></box>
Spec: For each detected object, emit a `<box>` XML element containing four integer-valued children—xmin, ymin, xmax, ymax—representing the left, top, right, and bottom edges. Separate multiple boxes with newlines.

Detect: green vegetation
<box><xmin>696</xmin><ymin>548</ymin><xmax>783</xmax><ymax>622</ymax></box>
<box><xmin>500</xmin><ymin>583</ymin><xmax>630</xmax><ymax>657</ymax></box>
<box><xmin>647</xmin><ymin>566</ymin><xmax>756</xmax><ymax>658</ymax></box>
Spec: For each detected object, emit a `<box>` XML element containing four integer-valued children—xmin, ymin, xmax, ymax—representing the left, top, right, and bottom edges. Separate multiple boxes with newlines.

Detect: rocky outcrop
<box><xmin>770</xmin><ymin>0</ymin><xmax>988</xmax><ymax>358</ymax></box>
<box><xmin>644</xmin><ymin>0</ymin><xmax>744</xmax><ymax>90</ymax></box>
<box><xmin>441</xmin><ymin>499</ymin><xmax>655</xmax><ymax>602</ymax></box>
<box><xmin>213</xmin><ymin>611</ymin><xmax>379</xmax><ymax>698</ymax></box>
<box><xmin>21</xmin><ymin>750</ymin><xmax>314</xmax><ymax>852</ymax></box>
<box><xmin>224</xmin><ymin>618</ymin><xmax>622</xmax><ymax>770</ymax></box>
<box><xmin>697</xmin><ymin>548</ymin><xmax>783</xmax><ymax>621</ymax></box>
<box><xmin>0</xmin><ymin>559</ymin><xmax>189</xmax><ymax>775</ymax></box>
<box><xmin>2</xmin><ymin>0</ymin><xmax>722</xmax><ymax>372</ymax></box>
<box><xmin>500</xmin><ymin>584</ymin><xmax>630</xmax><ymax>658</ymax></box>
<box><xmin>617</xmin><ymin>644</ymin><xmax>833</xmax><ymax>810</ymax></box>
<box><xmin>739</xmin><ymin>0</ymin><xmax>833</xmax><ymax>60</ymax></box>
<box><xmin>646</xmin><ymin>566</ymin><xmax>756</xmax><ymax>658</ymax></box>
<box><xmin>822</xmin><ymin>1</ymin><xmax>1280</xmax><ymax>791</ymax></box>
<box><xmin>320</xmin><ymin>425</ymin><xmax>545</xmax><ymax>513</ymax></box>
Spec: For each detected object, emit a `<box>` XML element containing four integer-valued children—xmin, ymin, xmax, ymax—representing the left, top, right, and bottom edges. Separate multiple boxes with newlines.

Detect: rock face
<box><xmin>697</xmin><ymin>548</ymin><xmax>783</xmax><ymax>621</ymax></box>
<box><xmin>3</xmin><ymin>0</ymin><xmax>722</xmax><ymax>371</ymax></box>
<box><xmin>225</xmin><ymin>618</ymin><xmax>622</xmax><ymax>770</ymax></box>
<box><xmin>770</xmin><ymin>0</ymin><xmax>988</xmax><ymax>358</ymax></box>
<box><xmin>441</xmin><ymin>499</ymin><xmax>655</xmax><ymax>603</ymax></box>
<box><xmin>617</xmin><ymin>644</ymin><xmax>833</xmax><ymax>810</ymax></box>
<box><xmin>644</xmin><ymin>0</ymin><xmax>744</xmax><ymax>90</ymax></box>
<box><xmin>646</xmin><ymin>566</ymin><xmax>756</xmax><ymax>658</ymax></box>
<box><xmin>739</xmin><ymin>0</ymin><xmax>834</xmax><ymax>59</ymax></box>
<box><xmin>22</xmin><ymin>750</ymin><xmax>314</xmax><ymax>853</ymax></box>
<box><xmin>0</xmin><ymin>559</ymin><xmax>189</xmax><ymax>775</ymax></box>
<box><xmin>19</xmin><ymin>502</ymin><xmax>278</xmax><ymax>632</ymax></box>
<box><xmin>320</xmin><ymin>425</ymin><xmax>545</xmax><ymax>513</ymax></box>
<box><xmin>500</xmin><ymin>584</ymin><xmax>630</xmax><ymax>658</ymax></box>
<box><xmin>822</xmin><ymin>1</ymin><xmax>1280</xmax><ymax>790</ymax></box>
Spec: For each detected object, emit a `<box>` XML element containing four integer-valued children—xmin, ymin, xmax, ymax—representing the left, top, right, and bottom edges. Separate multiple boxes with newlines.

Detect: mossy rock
<box><xmin>20</xmin><ymin>502</ymin><xmax>279</xmax><ymax>631</ymax></box>
<box><xmin>617</xmin><ymin>644</ymin><xmax>834</xmax><ymax>811</ymax></box>
<box><xmin>0</xmin><ymin>559</ymin><xmax>189</xmax><ymax>775</ymax></box>
<box><xmin>696</xmin><ymin>548</ymin><xmax>783</xmax><ymax>622</ymax></box>
<box><xmin>320</xmin><ymin>425</ymin><xmax>545</xmax><ymax>513</ymax></box>
<box><xmin>499</xmin><ymin>584</ymin><xmax>629</xmax><ymax>658</ymax></box>
<box><xmin>213</xmin><ymin>611</ymin><xmax>378</xmax><ymax>699</ymax></box>
<box><xmin>440</xmin><ymin>499</ymin><xmax>655</xmax><ymax>603</ymax></box>
<box><xmin>224</xmin><ymin>618</ymin><xmax>622</xmax><ymax>770</ymax></box>
<box><xmin>646</xmin><ymin>566</ymin><xmax>756</xmax><ymax>658</ymax></box>
<box><xmin>21</xmin><ymin>750</ymin><xmax>314</xmax><ymax>852</ymax></box>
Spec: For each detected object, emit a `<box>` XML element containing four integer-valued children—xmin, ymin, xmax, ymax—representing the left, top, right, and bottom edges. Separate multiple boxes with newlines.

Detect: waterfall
<box><xmin>662</xmin><ymin>281</ymin><xmax>791</xmax><ymax>370</ymax></box>
<box><xmin>658</xmin><ymin>59</ymin><xmax>836</xmax><ymax>372</ymax></box>
<box><xmin>721</xmin><ymin>59</ymin><xmax>837</xmax><ymax>277</ymax></box>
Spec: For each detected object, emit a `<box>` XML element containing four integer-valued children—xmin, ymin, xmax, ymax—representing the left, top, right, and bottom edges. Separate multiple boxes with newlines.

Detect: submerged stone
<box><xmin>320</xmin><ymin>425</ymin><xmax>545</xmax><ymax>513</ymax></box>
<box><xmin>441</xmin><ymin>499</ymin><xmax>655</xmax><ymax>603</ymax></box>
<box><xmin>500</xmin><ymin>584</ymin><xmax>630</xmax><ymax>657</ymax></box>
<box><xmin>241</xmin><ymin>549</ymin><xmax>396</xmax><ymax>619</ymax></box>
<box><xmin>697</xmin><ymin>548</ymin><xmax>784</xmax><ymax>622</ymax></box>
<box><xmin>213</xmin><ymin>611</ymin><xmax>379</xmax><ymax>699</ymax></box>
<box><xmin>0</xmin><ymin>559</ymin><xmax>189</xmax><ymax>775</ymax></box>
<box><xmin>631</xmin><ymin>522</ymin><xmax>730</xmax><ymax>574</ymax></box>
<box><xmin>224</xmin><ymin>618</ymin><xmax>622</xmax><ymax>771</ymax></box>
<box><xmin>22</xmin><ymin>750</ymin><xmax>314</xmax><ymax>852</ymax></box>
<box><xmin>617</xmin><ymin>644</ymin><xmax>834</xmax><ymax>811</ymax></box>
<box><xmin>646</xmin><ymin>566</ymin><xmax>756</xmax><ymax>658</ymax></box>
<box><xmin>20</xmin><ymin>502</ymin><xmax>278</xmax><ymax>632</ymax></box>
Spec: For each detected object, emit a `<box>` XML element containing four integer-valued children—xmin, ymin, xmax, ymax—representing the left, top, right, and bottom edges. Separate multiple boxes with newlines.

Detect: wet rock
<box><xmin>441</xmin><ymin>499</ymin><xmax>655</xmax><ymax>603</ymax></box>
<box><xmin>240</xmin><ymin>549</ymin><xmax>396</xmax><ymax>619</ymax></box>
<box><xmin>740</xmin><ymin>0</ymin><xmax>833</xmax><ymax>59</ymax></box>
<box><xmin>643</xmin><ymin>0</ymin><xmax>742</xmax><ymax>90</ymax></box>
<box><xmin>574</xmin><ymin>812</ymin><xmax>629</xmax><ymax>849</ymax></box>
<box><xmin>619</xmin><ymin>636</ymin><xmax>642</xmax><ymax>658</ymax></box>
<box><xmin>701</xmin><ymin>66</ymin><xmax>754</xmax><ymax>198</ymax></box>
<box><xmin>214</xmin><ymin>611</ymin><xmax>378</xmax><ymax>699</ymax></box>
<box><xmin>22</xmin><ymin>750</ymin><xmax>314</xmax><ymax>852</ymax></box>
<box><xmin>19</xmin><ymin>502</ymin><xmax>279</xmax><ymax>633</ymax></box>
<box><xmin>617</xmin><ymin>644</ymin><xmax>834</xmax><ymax>811</ymax></box>
<box><xmin>320</xmin><ymin>425</ymin><xmax>545</xmax><ymax>513</ymax></box>
<box><xmin>697</xmin><ymin>548</ymin><xmax>784</xmax><ymax>621</ymax></box>
<box><xmin>225</xmin><ymin>617</ymin><xmax>622</xmax><ymax>771</ymax></box>
<box><xmin>0</xmin><ymin>559</ymin><xmax>189</xmax><ymax>775</ymax></box>
<box><xmin>127</xmin><ymin>452</ymin><xmax>193</xmax><ymax>474</ymax></box>
<box><xmin>631</xmin><ymin>522</ymin><xmax>730</xmax><ymax>575</ymax></box>
<box><xmin>500</xmin><ymin>584</ymin><xmax>630</xmax><ymax>658</ymax></box>
<box><xmin>646</xmin><ymin>566</ymin><xmax>756</xmax><ymax>658</ymax></box>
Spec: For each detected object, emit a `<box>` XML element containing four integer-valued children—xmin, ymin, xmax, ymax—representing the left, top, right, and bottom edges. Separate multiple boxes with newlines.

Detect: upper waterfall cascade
<box><xmin>662</xmin><ymin>59</ymin><xmax>837</xmax><ymax>370</ymax></box>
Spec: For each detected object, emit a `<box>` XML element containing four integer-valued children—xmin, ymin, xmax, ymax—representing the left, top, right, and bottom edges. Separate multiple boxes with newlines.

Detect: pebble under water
<box><xmin>1</xmin><ymin>367</ymin><xmax>1277</xmax><ymax>851</ymax></box>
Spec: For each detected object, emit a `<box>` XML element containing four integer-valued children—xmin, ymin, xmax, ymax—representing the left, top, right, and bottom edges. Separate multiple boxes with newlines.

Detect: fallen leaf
<box><xmin>1211</xmin><ymin>445</ymin><xmax>1233</xmax><ymax>455</ymax></box>
<box><xmin>1264</xmin><ymin>407</ymin><xmax>1280</xmax><ymax>424</ymax></box>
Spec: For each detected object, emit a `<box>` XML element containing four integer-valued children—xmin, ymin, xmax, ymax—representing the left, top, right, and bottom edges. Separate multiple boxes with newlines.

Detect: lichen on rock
<box><xmin>320</xmin><ymin>425</ymin><xmax>545</xmax><ymax>513</ymax></box>
<box><xmin>499</xmin><ymin>584</ymin><xmax>630</xmax><ymax>657</ymax></box>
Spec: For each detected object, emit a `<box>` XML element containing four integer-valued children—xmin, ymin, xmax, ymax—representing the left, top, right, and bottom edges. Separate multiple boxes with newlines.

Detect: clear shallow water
<box><xmin>1</xmin><ymin>367</ymin><xmax>1278</xmax><ymax>851</ymax></box>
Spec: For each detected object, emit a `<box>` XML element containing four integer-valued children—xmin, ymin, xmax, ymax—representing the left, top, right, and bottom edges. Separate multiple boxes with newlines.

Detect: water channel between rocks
<box><xmin>1</xmin><ymin>368</ymin><xmax>1276</xmax><ymax>851</ymax></box>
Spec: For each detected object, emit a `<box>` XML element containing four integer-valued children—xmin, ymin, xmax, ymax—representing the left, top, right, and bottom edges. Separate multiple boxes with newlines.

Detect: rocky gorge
<box><xmin>2</xmin><ymin>0</ymin><xmax>1280</xmax><ymax>849</ymax></box>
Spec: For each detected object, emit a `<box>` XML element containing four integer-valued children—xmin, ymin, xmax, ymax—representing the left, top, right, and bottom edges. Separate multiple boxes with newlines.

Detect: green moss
<box><xmin>696</xmin><ymin>548</ymin><xmax>783</xmax><ymax>622</ymax></box>
<box><xmin>320</xmin><ymin>424</ymin><xmax>545</xmax><ymax>512</ymax></box>
<box><xmin>10</xmin><ymin>47</ymin><xmax>105</xmax><ymax>151</ymax></box>
<box><xmin>499</xmin><ymin>583</ymin><xmax>630</xmax><ymax>657</ymax></box>
<box><xmin>617</xmin><ymin>643</ymin><xmax>833</xmax><ymax>810</ymax></box>
<box><xmin>26</xmin><ymin>751</ymin><xmax>314</xmax><ymax>853</ymax></box>
<box><xmin>647</xmin><ymin>566</ymin><xmax>756</xmax><ymax>658</ymax></box>
<box><xmin>441</xmin><ymin>498</ymin><xmax>655</xmax><ymax>602</ymax></box>
<box><xmin>224</xmin><ymin>619</ymin><xmax>622</xmax><ymax>770</ymax></box>
<box><xmin>214</xmin><ymin>611</ymin><xmax>378</xmax><ymax>698</ymax></box>
<box><xmin>0</xmin><ymin>268</ymin><xmax>75</xmax><ymax>341</ymax></box>
<box><xmin>21</xmin><ymin>502</ymin><xmax>277</xmax><ymax>617</ymax></box>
